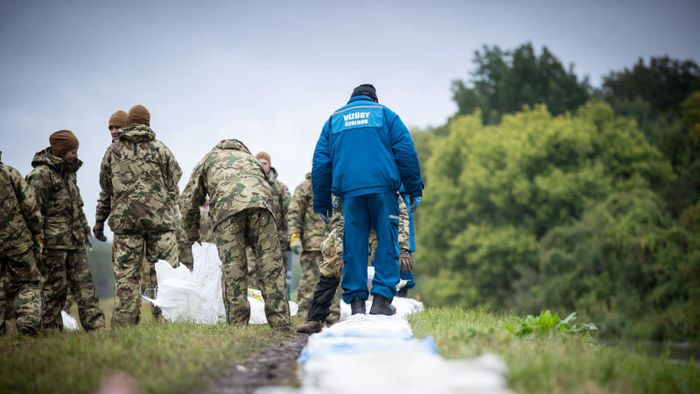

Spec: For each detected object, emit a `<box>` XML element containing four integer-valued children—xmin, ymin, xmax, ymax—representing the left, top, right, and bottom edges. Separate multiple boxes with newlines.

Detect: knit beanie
<box><xmin>351</xmin><ymin>84</ymin><xmax>378</xmax><ymax>102</ymax></box>
<box><xmin>109</xmin><ymin>110</ymin><xmax>128</xmax><ymax>129</ymax></box>
<box><xmin>255</xmin><ymin>151</ymin><xmax>271</xmax><ymax>163</ymax></box>
<box><xmin>126</xmin><ymin>104</ymin><xmax>150</xmax><ymax>126</ymax></box>
<box><xmin>50</xmin><ymin>130</ymin><xmax>79</xmax><ymax>157</ymax></box>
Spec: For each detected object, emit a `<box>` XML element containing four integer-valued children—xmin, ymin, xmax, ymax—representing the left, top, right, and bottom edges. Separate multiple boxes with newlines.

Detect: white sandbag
<box><xmin>259</xmin><ymin>295</ymin><xmax>511</xmax><ymax>394</ymax></box>
<box><xmin>61</xmin><ymin>310</ymin><xmax>79</xmax><ymax>331</ymax></box>
<box><xmin>143</xmin><ymin>243</ymin><xmax>296</xmax><ymax>324</ymax></box>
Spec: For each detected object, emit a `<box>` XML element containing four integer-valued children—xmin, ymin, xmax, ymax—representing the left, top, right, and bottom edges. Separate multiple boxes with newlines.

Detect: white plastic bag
<box><xmin>143</xmin><ymin>242</ymin><xmax>296</xmax><ymax>324</ymax></box>
<box><xmin>61</xmin><ymin>310</ymin><xmax>79</xmax><ymax>331</ymax></box>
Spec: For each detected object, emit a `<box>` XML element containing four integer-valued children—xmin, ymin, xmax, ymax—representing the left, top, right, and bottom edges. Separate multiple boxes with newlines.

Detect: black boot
<box><xmin>307</xmin><ymin>275</ymin><xmax>341</xmax><ymax>322</ymax></box>
<box><xmin>396</xmin><ymin>287</ymin><xmax>408</xmax><ymax>298</ymax></box>
<box><xmin>369</xmin><ymin>294</ymin><xmax>396</xmax><ymax>316</ymax></box>
<box><xmin>350</xmin><ymin>297</ymin><xmax>366</xmax><ymax>315</ymax></box>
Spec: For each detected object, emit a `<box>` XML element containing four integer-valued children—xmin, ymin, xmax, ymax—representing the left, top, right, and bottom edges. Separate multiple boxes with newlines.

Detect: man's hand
<box><xmin>93</xmin><ymin>221</ymin><xmax>107</xmax><ymax>242</ymax></box>
<box><xmin>400</xmin><ymin>249</ymin><xmax>413</xmax><ymax>273</ymax></box>
<box><xmin>290</xmin><ymin>233</ymin><xmax>303</xmax><ymax>255</ymax></box>
<box><xmin>333</xmin><ymin>258</ymin><xmax>344</xmax><ymax>279</ymax></box>
<box><xmin>409</xmin><ymin>196</ymin><xmax>422</xmax><ymax>213</ymax></box>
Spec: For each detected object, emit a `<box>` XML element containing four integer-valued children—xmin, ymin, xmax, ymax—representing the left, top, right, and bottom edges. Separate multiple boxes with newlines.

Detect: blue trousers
<box><xmin>341</xmin><ymin>192</ymin><xmax>400</xmax><ymax>303</ymax></box>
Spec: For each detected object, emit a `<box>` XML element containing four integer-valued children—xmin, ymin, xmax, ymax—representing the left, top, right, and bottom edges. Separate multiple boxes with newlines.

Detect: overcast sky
<box><xmin>1</xmin><ymin>0</ymin><xmax>699</xmax><ymax>239</ymax></box>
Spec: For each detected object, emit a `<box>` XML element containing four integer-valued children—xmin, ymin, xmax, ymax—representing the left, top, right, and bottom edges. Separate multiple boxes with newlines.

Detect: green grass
<box><xmin>410</xmin><ymin>307</ymin><xmax>700</xmax><ymax>394</ymax></box>
<box><xmin>0</xmin><ymin>298</ymin><xmax>295</xmax><ymax>394</ymax></box>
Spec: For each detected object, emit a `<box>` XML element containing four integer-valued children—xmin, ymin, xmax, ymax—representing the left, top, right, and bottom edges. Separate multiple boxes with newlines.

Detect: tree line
<box><xmin>414</xmin><ymin>43</ymin><xmax>700</xmax><ymax>340</ymax></box>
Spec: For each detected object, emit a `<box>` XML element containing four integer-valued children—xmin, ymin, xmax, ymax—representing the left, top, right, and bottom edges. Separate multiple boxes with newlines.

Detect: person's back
<box><xmin>195</xmin><ymin>140</ymin><xmax>273</xmax><ymax>227</ymax></box>
<box><xmin>179</xmin><ymin>139</ymin><xmax>290</xmax><ymax>330</ymax></box>
<box><xmin>312</xmin><ymin>84</ymin><xmax>423</xmax><ymax>316</ymax></box>
<box><xmin>105</xmin><ymin>123</ymin><xmax>180</xmax><ymax>234</ymax></box>
<box><xmin>98</xmin><ymin>104</ymin><xmax>182</xmax><ymax>326</ymax></box>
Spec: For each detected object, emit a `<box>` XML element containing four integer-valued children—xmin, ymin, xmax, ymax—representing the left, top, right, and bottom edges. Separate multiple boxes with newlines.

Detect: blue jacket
<box><xmin>312</xmin><ymin>96</ymin><xmax>423</xmax><ymax>214</ymax></box>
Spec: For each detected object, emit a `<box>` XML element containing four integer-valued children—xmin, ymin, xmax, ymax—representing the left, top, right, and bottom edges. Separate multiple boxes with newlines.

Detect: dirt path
<box><xmin>203</xmin><ymin>333</ymin><xmax>308</xmax><ymax>394</ymax></box>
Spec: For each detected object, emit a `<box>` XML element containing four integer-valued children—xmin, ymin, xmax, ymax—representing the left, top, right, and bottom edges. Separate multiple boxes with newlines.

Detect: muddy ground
<box><xmin>203</xmin><ymin>333</ymin><xmax>309</xmax><ymax>394</ymax></box>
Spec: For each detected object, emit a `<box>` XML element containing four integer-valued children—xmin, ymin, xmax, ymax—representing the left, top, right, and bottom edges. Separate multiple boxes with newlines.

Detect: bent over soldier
<box><xmin>180</xmin><ymin>139</ymin><xmax>290</xmax><ymax>330</ymax></box>
<box><xmin>97</xmin><ymin>105</ymin><xmax>182</xmax><ymax>327</ymax></box>
<box><xmin>0</xmin><ymin>152</ymin><xmax>43</xmax><ymax>336</ymax></box>
<box><xmin>26</xmin><ymin>131</ymin><xmax>105</xmax><ymax>331</ymax></box>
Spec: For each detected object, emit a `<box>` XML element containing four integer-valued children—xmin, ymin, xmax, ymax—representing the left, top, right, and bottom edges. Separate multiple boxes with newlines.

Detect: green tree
<box><xmin>452</xmin><ymin>43</ymin><xmax>590</xmax><ymax>124</ymax></box>
<box><xmin>521</xmin><ymin>190</ymin><xmax>700</xmax><ymax>340</ymax></box>
<box><xmin>602</xmin><ymin>56</ymin><xmax>700</xmax><ymax>117</ymax></box>
<box><xmin>417</xmin><ymin>103</ymin><xmax>673</xmax><ymax>315</ymax></box>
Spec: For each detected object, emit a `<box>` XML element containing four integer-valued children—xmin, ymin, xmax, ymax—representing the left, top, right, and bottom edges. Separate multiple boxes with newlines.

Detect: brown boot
<box><xmin>296</xmin><ymin>320</ymin><xmax>324</xmax><ymax>334</ymax></box>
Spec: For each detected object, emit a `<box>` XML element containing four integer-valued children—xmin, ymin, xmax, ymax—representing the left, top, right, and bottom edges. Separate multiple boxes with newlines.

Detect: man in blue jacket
<box><xmin>312</xmin><ymin>84</ymin><xmax>423</xmax><ymax>315</ymax></box>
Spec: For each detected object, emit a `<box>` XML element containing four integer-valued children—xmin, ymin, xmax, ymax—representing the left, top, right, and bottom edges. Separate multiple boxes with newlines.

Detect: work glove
<box><xmin>290</xmin><ymin>233</ymin><xmax>303</xmax><ymax>255</ymax></box>
<box><xmin>399</xmin><ymin>249</ymin><xmax>413</xmax><ymax>273</ymax></box>
<box><xmin>333</xmin><ymin>258</ymin><xmax>344</xmax><ymax>279</ymax></box>
<box><xmin>93</xmin><ymin>221</ymin><xmax>107</xmax><ymax>242</ymax></box>
<box><xmin>409</xmin><ymin>196</ymin><xmax>422</xmax><ymax>213</ymax></box>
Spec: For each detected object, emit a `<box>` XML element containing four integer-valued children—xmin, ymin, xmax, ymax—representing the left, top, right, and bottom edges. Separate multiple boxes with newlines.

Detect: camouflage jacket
<box><xmin>179</xmin><ymin>139</ymin><xmax>274</xmax><ymax>242</ymax></box>
<box><xmin>97</xmin><ymin>124</ymin><xmax>182</xmax><ymax>234</ymax></box>
<box><xmin>287</xmin><ymin>173</ymin><xmax>330</xmax><ymax>251</ymax></box>
<box><xmin>0</xmin><ymin>152</ymin><xmax>43</xmax><ymax>257</ymax></box>
<box><xmin>268</xmin><ymin>167</ymin><xmax>290</xmax><ymax>248</ymax></box>
<box><xmin>26</xmin><ymin>148</ymin><xmax>89</xmax><ymax>250</ymax></box>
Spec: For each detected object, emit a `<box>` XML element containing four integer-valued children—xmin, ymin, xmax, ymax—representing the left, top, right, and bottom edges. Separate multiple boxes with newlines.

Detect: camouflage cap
<box><xmin>109</xmin><ymin>110</ymin><xmax>128</xmax><ymax>129</ymax></box>
<box><xmin>127</xmin><ymin>104</ymin><xmax>150</xmax><ymax>126</ymax></box>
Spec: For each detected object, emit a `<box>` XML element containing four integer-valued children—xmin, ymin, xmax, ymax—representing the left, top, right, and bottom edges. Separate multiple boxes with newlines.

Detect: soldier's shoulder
<box><xmin>27</xmin><ymin>164</ymin><xmax>52</xmax><ymax>179</ymax></box>
<box><xmin>0</xmin><ymin>163</ymin><xmax>22</xmax><ymax>181</ymax></box>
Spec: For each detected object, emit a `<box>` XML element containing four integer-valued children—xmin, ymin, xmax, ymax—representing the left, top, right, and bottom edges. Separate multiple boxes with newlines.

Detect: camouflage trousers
<box><xmin>296</xmin><ymin>251</ymin><xmax>321</xmax><ymax>315</ymax></box>
<box><xmin>0</xmin><ymin>248</ymin><xmax>42</xmax><ymax>335</ymax></box>
<box><xmin>246</xmin><ymin>246</ymin><xmax>288</xmax><ymax>292</ymax></box>
<box><xmin>39</xmin><ymin>247</ymin><xmax>105</xmax><ymax>331</ymax></box>
<box><xmin>112</xmin><ymin>231</ymin><xmax>178</xmax><ymax>327</ymax></box>
<box><xmin>176</xmin><ymin>219</ymin><xmax>194</xmax><ymax>271</ymax></box>
<box><xmin>215</xmin><ymin>209</ymin><xmax>290</xmax><ymax>330</ymax></box>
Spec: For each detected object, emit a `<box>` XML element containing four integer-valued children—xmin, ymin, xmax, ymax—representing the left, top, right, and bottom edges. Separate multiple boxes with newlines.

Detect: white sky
<box><xmin>1</xmin><ymin>0</ymin><xmax>698</xmax><ymax>239</ymax></box>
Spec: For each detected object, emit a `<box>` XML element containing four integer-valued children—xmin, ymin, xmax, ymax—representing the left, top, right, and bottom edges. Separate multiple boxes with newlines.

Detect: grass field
<box><xmin>0</xmin><ymin>298</ymin><xmax>297</xmax><ymax>394</ymax></box>
<box><xmin>409</xmin><ymin>307</ymin><xmax>700</xmax><ymax>394</ymax></box>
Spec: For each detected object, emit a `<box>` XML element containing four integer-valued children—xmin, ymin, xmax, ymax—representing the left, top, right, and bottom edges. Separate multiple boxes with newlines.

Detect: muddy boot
<box><xmin>297</xmin><ymin>320</ymin><xmax>324</xmax><ymax>334</ymax></box>
<box><xmin>396</xmin><ymin>287</ymin><xmax>408</xmax><ymax>298</ymax></box>
<box><xmin>350</xmin><ymin>297</ymin><xmax>366</xmax><ymax>315</ymax></box>
<box><xmin>369</xmin><ymin>294</ymin><xmax>396</xmax><ymax>316</ymax></box>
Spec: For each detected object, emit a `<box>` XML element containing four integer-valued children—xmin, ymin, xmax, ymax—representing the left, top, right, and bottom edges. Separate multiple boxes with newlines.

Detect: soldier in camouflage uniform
<box><xmin>0</xmin><ymin>151</ymin><xmax>43</xmax><ymax>336</ymax></box>
<box><xmin>288</xmin><ymin>172</ymin><xmax>329</xmax><ymax>315</ymax></box>
<box><xmin>26</xmin><ymin>131</ymin><xmax>105</xmax><ymax>331</ymax></box>
<box><xmin>179</xmin><ymin>140</ymin><xmax>290</xmax><ymax>330</ymax></box>
<box><xmin>297</xmin><ymin>194</ymin><xmax>412</xmax><ymax>334</ymax></box>
<box><xmin>60</xmin><ymin>111</ymin><xmax>128</xmax><ymax>315</ymax></box>
<box><xmin>96</xmin><ymin>105</ymin><xmax>182</xmax><ymax>327</ymax></box>
<box><xmin>245</xmin><ymin>152</ymin><xmax>290</xmax><ymax>291</ymax></box>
